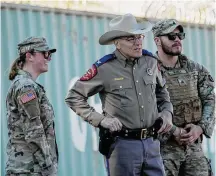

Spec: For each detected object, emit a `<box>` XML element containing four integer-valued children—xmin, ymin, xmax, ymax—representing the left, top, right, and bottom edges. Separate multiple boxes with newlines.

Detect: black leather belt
<box><xmin>112</xmin><ymin>128</ymin><xmax>155</xmax><ymax>140</ymax></box>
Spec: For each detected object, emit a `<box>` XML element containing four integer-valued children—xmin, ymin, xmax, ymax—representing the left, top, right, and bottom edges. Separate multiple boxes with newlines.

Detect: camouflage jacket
<box><xmin>158</xmin><ymin>54</ymin><xmax>215</xmax><ymax>142</ymax></box>
<box><xmin>5</xmin><ymin>70</ymin><xmax>58</xmax><ymax>175</ymax></box>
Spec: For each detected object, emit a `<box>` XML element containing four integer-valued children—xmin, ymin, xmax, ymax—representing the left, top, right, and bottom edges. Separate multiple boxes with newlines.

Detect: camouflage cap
<box><xmin>17</xmin><ymin>37</ymin><xmax>56</xmax><ymax>55</ymax></box>
<box><xmin>152</xmin><ymin>19</ymin><xmax>183</xmax><ymax>37</ymax></box>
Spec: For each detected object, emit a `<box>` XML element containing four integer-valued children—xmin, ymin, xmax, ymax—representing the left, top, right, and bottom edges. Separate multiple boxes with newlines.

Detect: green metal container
<box><xmin>1</xmin><ymin>3</ymin><xmax>215</xmax><ymax>176</ymax></box>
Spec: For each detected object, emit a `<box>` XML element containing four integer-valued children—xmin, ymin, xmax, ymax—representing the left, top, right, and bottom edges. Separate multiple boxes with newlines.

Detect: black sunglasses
<box><xmin>27</xmin><ymin>49</ymin><xmax>52</xmax><ymax>60</ymax></box>
<box><xmin>159</xmin><ymin>32</ymin><xmax>185</xmax><ymax>40</ymax></box>
<box><xmin>42</xmin><ymin>51</ymin><xmax>52</xmax><ymax>60</ymax></box>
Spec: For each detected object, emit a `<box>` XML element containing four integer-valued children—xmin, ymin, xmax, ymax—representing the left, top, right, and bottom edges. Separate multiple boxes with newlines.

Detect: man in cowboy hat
<box><xmin>152</xmin><ymin>19</ymin><xmax>215</xmax><ymax>176</ymax></box>
<box><xmin>65</xmin><ymin>13</ymin><xmax>174</xmax><ymax>176</ymax></box>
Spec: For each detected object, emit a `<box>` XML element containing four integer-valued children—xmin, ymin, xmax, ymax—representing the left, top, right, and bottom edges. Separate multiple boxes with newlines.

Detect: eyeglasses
<box><xmin>159</xmin><ymin>32</ymin><xmax>185</xmax><ymax>41</ymax></box>
<box><xmin>120</xmin><ymin>35</ymin><xmax>145</xmax><ymax>44</ymax></box>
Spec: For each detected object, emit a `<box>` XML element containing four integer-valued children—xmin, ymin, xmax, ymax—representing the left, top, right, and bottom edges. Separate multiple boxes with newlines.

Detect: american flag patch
<box><xmin>20</xmin><ymin>91</ymin><xmax>36</xmax><ymax>104</ymax></box>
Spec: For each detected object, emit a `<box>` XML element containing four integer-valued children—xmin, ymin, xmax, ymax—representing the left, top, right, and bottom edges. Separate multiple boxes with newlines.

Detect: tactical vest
<box><xmin>161</xmin><ymin>60</ymin><xmax>202</xmax><ymax>126</ymax></box>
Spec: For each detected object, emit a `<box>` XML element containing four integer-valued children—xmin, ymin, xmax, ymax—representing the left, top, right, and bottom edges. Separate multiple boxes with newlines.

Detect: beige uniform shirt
<box><xmin>65</xmin><ymin>50</ymin><xmax>173</xmax><ymax>129</ymax></box>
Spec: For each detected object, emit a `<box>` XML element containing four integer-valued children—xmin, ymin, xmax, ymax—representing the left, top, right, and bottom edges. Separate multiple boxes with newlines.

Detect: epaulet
<box><xmin>142</xmin><ymin>49</ymin><xmax>153</xmax><ymax>57</ymax></box>
<box><xmin>94</xmin><ymin>54</ymin><xmax>116</xmax><ymax>67</ymax></box>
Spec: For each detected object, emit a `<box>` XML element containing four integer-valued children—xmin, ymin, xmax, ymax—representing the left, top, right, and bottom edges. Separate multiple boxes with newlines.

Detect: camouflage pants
<box><xmin>160</xmin><ymin>140</ymin><xmax>211</xmax><ymax>176</ymax></box>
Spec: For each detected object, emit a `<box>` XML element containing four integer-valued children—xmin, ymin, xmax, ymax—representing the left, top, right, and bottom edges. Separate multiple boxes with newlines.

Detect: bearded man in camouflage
<box><xmin>152</xmin><ymin>19</ymin><xmax>215</xmax><ymax>176</ymax></box>
<box><xmin>5</xmin><ymin>37</ymin><xmax>58</xmax><ymax>176</ymax></box>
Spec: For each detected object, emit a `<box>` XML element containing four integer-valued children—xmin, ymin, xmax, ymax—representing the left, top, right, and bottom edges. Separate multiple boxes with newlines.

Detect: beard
<box><xmin>161</xmin><ymin>40</ymin><xmax>182</xmax><ymax>56</ymax></box>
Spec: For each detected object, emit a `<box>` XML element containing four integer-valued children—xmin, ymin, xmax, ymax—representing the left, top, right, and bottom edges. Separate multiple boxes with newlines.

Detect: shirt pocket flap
<box><xmin>143</xmin><ymin>76</ymin><xmax>156</xmax><ymax>85</ymax></box>
<box><xmin>110</xmin><ymin>81</ymin><xmax>132</xmax><ymax>91</ymax></box>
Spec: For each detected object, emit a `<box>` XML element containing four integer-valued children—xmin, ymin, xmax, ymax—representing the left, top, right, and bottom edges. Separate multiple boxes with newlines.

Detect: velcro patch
<box><xmin>20</xmin><ymin>91</ymin><xmax>36</xmax><ymax>104</ymax></box>
<box><xmin>80</xmin><ymin>64</ymin><xmax>97</xmax><ymax>81</ymax></box>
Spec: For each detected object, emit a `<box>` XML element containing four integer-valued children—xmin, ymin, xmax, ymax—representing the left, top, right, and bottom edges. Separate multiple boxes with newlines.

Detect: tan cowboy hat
<box><xmin>99</xmin><ymin>13</ymin><xmax>152</xmax><ymax>45</ymax></box>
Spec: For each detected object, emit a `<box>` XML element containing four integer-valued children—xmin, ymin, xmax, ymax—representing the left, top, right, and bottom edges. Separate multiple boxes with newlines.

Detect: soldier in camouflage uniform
<box><xmin>152</xmin><ymin>19</ymin><xmax>215</xmax><ymax>176</ymax></box>
<box><xmin>5</xmin><ymin>37</ymin><xmax>58</xmax><ymax>176</ymax></box>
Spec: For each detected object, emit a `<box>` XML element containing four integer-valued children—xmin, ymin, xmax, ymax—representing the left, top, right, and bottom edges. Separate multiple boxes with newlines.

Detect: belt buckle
<box><xmin>140</xmin><ymin>129</ymin><xmax>147</xmax><ymax>139</ymax></box>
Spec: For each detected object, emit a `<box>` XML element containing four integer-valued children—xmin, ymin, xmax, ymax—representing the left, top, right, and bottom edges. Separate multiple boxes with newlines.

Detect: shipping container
<box><xmin>1</xmin><ymin>3</ymin><xmax>215</xmax><ymax>176</ymax></box>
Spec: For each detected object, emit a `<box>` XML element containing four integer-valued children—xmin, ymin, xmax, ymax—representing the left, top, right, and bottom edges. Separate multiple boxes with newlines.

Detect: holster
<box><xmin>153</xmin><ymin>117</ymin><xmax>163</xmax><ymax>139</ymax></box>
<box><xmin>98</xmin><ymin>118</ymin><xmax>163</xmax><ymax>158</ymax></box>
<box><xmin>98</xmin><ymin>127</ymin><xmax>116</xmax><ymax>159</ymax></box>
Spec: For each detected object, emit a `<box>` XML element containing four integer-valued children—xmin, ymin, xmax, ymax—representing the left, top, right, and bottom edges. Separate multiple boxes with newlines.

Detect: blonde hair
<box><xmin>8</xmin><ymin>55</ymin><xmax>26</xmax><ymax>80</ymax></box>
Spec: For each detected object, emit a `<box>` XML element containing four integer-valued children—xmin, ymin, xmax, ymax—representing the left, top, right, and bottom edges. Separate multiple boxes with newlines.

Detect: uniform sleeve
<box><xmin>16</xmin><ymin>84</ymin><xmax>56</xmax><ymax>175</ymax></box>
<box><xmin>197</xmin><ymin>65</ymin><xmax>215</xmax><ymax>138</ymax></box>
<box><xmin>65</xmin><ymin>66</ymin><xmax>105</xmax><ymax>127</ymax></box>
<box><xmin>155</xmin><ymin>67</ymin><xmax>173</xmax><ymax>114</ymax></box>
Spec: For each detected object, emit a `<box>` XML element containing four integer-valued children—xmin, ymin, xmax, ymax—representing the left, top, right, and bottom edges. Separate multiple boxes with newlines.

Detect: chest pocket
<box><xmin>110</xmin><ymin>81</ymin><xmax>133</xmax><ymax>107</ymax></box>
<box><xmin>143</xmin><ymin>75</ymin><xmax>156</xmax><ymax>96</ymax></box>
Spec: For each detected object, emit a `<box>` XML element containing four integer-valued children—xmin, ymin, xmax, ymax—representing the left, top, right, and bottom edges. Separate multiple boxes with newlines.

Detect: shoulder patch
<box><xmin>142</xmin><ymin>49</ymin><xmax>153</xmax><ymax>57</ymax></box>
<box><xmin>94</xmin><ymin>54</ymin><xmax>115</xmax><ymax>67</ymax></box>
<box><xmin>20</xmin><ymin>91</ymin><xmax>36</xmax><ymax>104</ymax></box>
<box><xmin>80</xmin><ymin>64</ymin><xmax>97</xmax><ymax>81</ymax></box>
